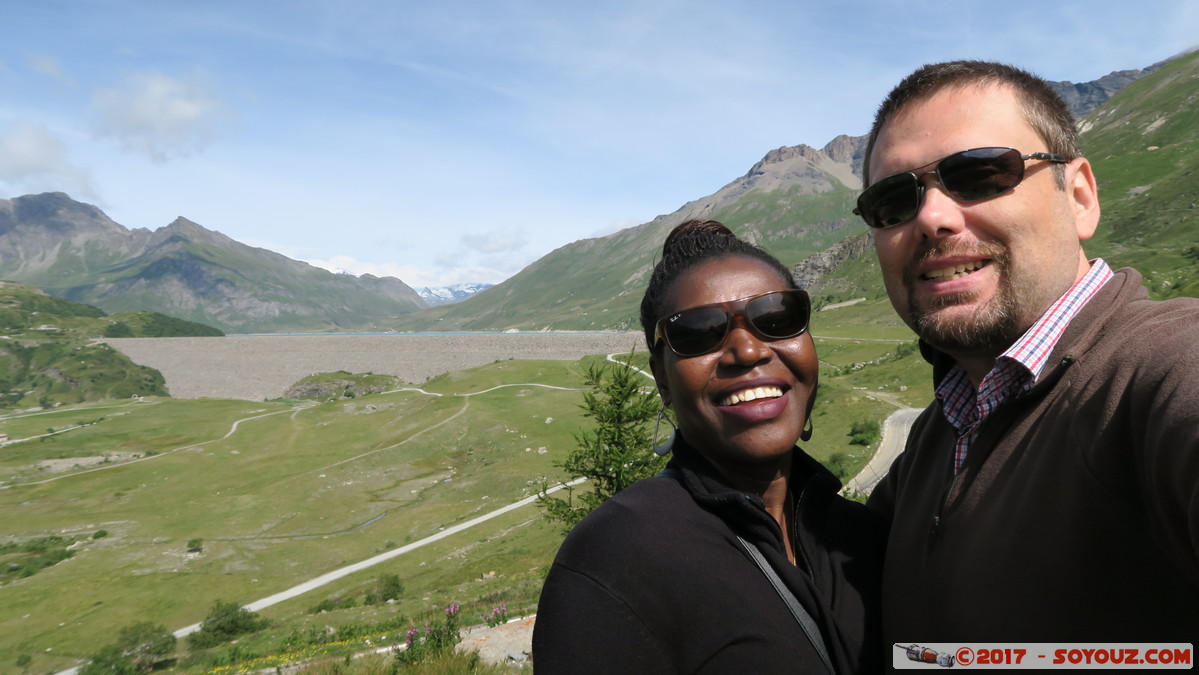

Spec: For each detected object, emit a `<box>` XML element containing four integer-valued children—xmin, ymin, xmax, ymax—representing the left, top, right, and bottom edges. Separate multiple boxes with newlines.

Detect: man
<box><xmin>860</xmin><ymin>60</ymin><xmax>1199</xmax><ymax>643</ymax></box>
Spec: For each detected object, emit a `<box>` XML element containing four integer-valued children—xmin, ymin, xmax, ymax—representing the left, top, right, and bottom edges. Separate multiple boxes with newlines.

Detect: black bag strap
<box><xmin>736</xmin><ymin>535</ymin><xmax>835</xmax><ymax>675</ymax></box>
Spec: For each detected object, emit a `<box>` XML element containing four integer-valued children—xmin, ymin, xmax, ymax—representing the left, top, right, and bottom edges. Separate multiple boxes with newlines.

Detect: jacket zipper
<box><xmin>792</xmin><ymin>482</ymin><xmax>814</xmax><ymax>576</ymax></box>
<box><xmin>926</xmin><ymin>471</ymin><xmax>958</xmax><ymax>554</ymax></box>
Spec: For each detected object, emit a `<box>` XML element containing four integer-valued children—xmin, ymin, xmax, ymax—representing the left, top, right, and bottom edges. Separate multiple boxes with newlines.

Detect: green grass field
<box><xmin>1</xmin><ymin>341</ymin><xmax>926</xmax><ymax>673</ymax></box>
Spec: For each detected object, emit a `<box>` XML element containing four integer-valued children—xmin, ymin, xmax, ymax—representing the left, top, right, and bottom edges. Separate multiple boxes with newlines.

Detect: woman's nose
<box><xmin>722</xmin><ymin>320</ymin><xmax>769</xmax><ymax>366</ymax></box>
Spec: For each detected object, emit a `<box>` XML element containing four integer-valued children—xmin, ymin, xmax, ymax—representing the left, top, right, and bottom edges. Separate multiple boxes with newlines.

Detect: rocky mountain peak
<box><xmin>747</xmin><ymin>144</ymin><xmax>821</xmax><ymax>174</ymax></box>
<box><xmin>0</xmin><ymin>191</ymin><xmax>128</xmax><ymax>237</ymax></box>
<box><xmin>737</xmin><ymin>141</ymin><xmax>860</xmax><ymax>193</ymax></box>
<box><xmin>149</xmin><ymin>217</ymin><xmax>252</xmax><ymax>253</ymax></box>
<box><xmin>1048</xmin><ymin>60</ymin><xmax>1167</xmax><ymax>118</ymax></box>
<box><xmin>820</xmin><ymin>134</ymin><xmax>868</xmax><ymax>176</ymax></box>
<box><xmin>159</xmin><ymin>216</ymin><xmax>216</xmax><ymax>239</ymax></box>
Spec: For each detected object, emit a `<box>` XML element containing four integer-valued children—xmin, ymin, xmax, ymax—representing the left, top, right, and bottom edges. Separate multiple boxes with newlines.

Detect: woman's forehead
<box><xmin>665</xmin><ymin>256</ymin><xmax>790</xmax><ymax>309</ymax></box>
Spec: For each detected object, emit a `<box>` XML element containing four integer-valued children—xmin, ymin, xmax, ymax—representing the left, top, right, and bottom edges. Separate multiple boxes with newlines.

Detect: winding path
<box><xmin>52</xmin><ymin>351</ymin><xmax>915</xmax><ymax>672</ymax></box>
<box><xmin>50</xmin><ymin>379</ymin><xmax>588</xmax><ymax>674</ymax></box>
<box><xmin>845</xmin><ymin>407</ymin><xmax>921</xmax><ymax>495</ymax></box>
<box><xmin>171</xmin><ymin>477</ymin><xmax>587</xmax><ymax>639</ymax></box>
<box><xmin>1</xmin><ymin>403</ymin><xmax>315</xmax><ymax>490</ymax></box>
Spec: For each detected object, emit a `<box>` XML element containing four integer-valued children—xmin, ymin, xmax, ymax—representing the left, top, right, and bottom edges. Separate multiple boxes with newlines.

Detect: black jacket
<box><xmin>533</xmin><ymin>436</ymin><xmax>885</xmax><ymax>673</ymax></box>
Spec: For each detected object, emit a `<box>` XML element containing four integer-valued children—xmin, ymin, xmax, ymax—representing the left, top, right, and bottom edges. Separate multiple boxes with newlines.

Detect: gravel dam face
<box><xmin>103</xmin><ymin>332</ymin><xmax>644</xmax><ymax>401</ymax></box>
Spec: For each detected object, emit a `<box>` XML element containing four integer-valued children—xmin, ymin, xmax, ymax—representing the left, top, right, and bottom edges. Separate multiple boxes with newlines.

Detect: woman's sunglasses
<box><xmin>853</xmin><ymin>146</ymin><xmax>1071</xmax><ymax>229</ymax></box>
<box><xmin>654</xmin><ymin>289</ymin><xmax>811</xmax><ymax>357</ymax></box>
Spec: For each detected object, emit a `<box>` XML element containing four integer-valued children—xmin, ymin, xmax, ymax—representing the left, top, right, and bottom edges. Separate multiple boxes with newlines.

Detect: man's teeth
<box><xmin>924</xmin><ymin>260</ymin><xmax>984</xmax><ymax>280</ymax></box>
<box><xmin>718</xmin><ymin>386</ymin><xmax>784</xmax><ymax>406</ymax></box>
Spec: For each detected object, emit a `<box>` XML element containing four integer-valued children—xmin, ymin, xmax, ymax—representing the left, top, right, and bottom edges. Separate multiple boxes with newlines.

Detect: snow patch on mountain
<box><xmin>417</xmin><ymin>282</ymin><xmax>494</xmax><ymax>306</ymax></box>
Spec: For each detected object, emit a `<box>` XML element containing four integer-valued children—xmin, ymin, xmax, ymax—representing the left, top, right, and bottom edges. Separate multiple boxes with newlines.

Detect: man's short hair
<box><xmin>862</xmin><ymin>60</ymin><xmax>1080</xmax><ymax>188</ymax></box>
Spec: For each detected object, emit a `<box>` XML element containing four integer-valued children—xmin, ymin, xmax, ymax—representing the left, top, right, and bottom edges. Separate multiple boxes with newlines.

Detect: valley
<box><xmin>1</xmin><ymin>325</ymin><xmax>929</xmax><ymax>673</ymax></box>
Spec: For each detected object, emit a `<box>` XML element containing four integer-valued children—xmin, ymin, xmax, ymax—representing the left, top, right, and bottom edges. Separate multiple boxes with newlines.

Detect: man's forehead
<box><xmin>884</xmin><ymin>83</ymin><xmax>1017</xmax><ymax>133</ymax></box>
<box><xmin>870</xmin><ymin>84</ymin><xmax>1032</xmax><ymax>170</ymax></box>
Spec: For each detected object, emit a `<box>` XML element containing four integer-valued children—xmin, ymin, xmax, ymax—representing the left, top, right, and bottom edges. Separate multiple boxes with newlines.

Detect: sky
<box><xmin>2</xmin><ymin>1</ymin><xmax>1196</xmax><ymax>290</ymax></box>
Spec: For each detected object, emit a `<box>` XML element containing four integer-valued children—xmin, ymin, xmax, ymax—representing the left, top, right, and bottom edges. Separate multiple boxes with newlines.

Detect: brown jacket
<box><xmin>869</xmin><ymin>268</ymin><xmax>1199</xmax><ymax>643</ymax></box>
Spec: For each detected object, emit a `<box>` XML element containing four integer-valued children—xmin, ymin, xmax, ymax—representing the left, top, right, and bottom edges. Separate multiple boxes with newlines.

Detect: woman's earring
<box><xmin>652</xmin><ymin>408</ymin><xmax>677</xmax><ymax>456</ymax></box>
<box><xmin>800</xmin><ymin>417</ymin><xmax>813</xmax><ymax>442</ymax></box>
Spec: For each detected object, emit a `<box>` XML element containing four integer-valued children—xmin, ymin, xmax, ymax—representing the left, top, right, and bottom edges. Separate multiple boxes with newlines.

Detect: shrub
<box><xmin>364</xmin><ymin>573</ymin><xmax>404</xmax><ymax>605</ymax></box>
<box><xmin>103</xmin><ymin>322</ymin><xmax>134</xmax><ymax>338</ymax></box>
<box><xmin>79</xmin><ymin>644</ymin><xmax>137</xmax><ymax>675</ymax></box>
<box><xmin>187</xmin><ymin>600</ymin><xmax>269</xmax><ymax>650</ymax></box>
<box><xmin>848</xmin><ymin>419</ymin><xmax>881</xmax><ymax>446</ymax></box>
<box><xmin>824</xmin><ymin>452</ymin><xmax>853</xmax><ymax>480</ymax></box>
<box><xmin>110</xmin><ymin>621</ymin><xmax>176</xmax><ymax>672</ymax></box>
<box><xmin>310</xmin><ymin>596</ymin><xmax>358</xmax><ymax>614</ymax></box>
<box><xmin>0</xmin><ymin>536</ymin><xmax>76</xmax><ymax>583</ymax></box>
<box><xmin>78</xmin><ymin>623</ymin><xmax>176</xmax><ymax>675</ymax></box>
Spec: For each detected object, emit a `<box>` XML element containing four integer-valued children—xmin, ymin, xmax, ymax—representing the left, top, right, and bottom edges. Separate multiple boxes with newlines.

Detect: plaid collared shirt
<box><xmin>936</xmin><ymin>259</ymin><xmax>1114</xmax><ymax>474</ymax></box>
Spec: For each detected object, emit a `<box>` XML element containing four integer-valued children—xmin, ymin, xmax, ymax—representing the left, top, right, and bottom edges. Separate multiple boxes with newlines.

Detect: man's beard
<box><xmin>906</xmin><ymin>244</ymin><xmax>1026</xmax><ymax>354</ymax></box>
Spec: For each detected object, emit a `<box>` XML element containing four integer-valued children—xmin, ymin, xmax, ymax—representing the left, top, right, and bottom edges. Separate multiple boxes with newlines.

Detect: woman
<box><xmin>532</xmin><ymin>220</ymin><xmax>884</xmax><ymax>673</ymax></box>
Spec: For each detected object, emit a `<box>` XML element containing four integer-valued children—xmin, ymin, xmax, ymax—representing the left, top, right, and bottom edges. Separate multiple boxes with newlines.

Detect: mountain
<box><xmin>0</xmin><ymin>193</ymin><xmax>427</xmax><ymax>333</ymax></box>
<box><xmin>1</xmin><ymin>55</ymin><xmax>1189</xmax><ymax>335</ymax></box>
<box><xmin>390</xmin><ymin>138</ymin><xmax>867</xmax><ymax>332</ymax></box>
<box><xmin>1048</xmin><ymin>59</ymin><xmax>1167</xmax><ymax>119</ymax></box>
<box><xmin>417</xmin><ymin>282</ymin><xmax>495</xmax><ymax>307</ymax></box>
<box><xmin>388</xmin><ymin>52</ymin><xmax>1197</xmax><ymax>332</ymax></box>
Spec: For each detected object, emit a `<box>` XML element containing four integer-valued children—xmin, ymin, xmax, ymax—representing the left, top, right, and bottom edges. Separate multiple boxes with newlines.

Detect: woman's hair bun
<box><xmin>661</xmin><ymin>219</ymin><xmax>735</xmax><ymax>259</ymax></box>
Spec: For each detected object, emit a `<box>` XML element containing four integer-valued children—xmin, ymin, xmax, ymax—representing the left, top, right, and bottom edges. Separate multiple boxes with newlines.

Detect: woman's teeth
<box><xmin>924</xmin><ymin>260</ymin><xmax>984</xmax><ymax>280</ymax></box>
<box><xmin>718</xmin><ymin>386</ymin><xmax>784</xmax><ymax>406</ymax></box>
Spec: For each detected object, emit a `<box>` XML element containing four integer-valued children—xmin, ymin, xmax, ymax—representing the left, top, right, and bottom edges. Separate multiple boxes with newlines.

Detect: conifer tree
<box><xmin>538</xmin><ymin>352</ymin><xmax>663</xmax><ymax>531</ymax></box>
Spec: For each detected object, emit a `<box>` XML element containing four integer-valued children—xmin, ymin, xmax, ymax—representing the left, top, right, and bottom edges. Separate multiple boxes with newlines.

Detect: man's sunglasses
<box><xmin>853</xmin><ymin>146</ymin><xmax>1071</xmax><ymax>229</ymax></box>
<box><xmin>653</xmin><ymin>289</ymin><xmax>811</xmax><ymax>357</ymax></box>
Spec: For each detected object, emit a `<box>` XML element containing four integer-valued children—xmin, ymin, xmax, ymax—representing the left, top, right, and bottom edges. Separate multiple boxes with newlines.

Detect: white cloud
<box><xmin>460</xmin><ymin>231</ymin><xmax>527</xmax><ymax>254</ymax></box>
<box><xmin>301</xmin><ymin>254</ymin><xmax>437</xmax><ymax>287</ymax></box>
<box><xmin>301</xmin><ymin>252</ymin><xmax>515</xmax><ymax>290</ymax></box>
<box><xmin>24</xmin><ymin>52</ymin><xmax>75</xmax><ymax>88</ymax></box>
<box><xmin>300</xmin><ymin>254</ymin><xmax>393</xmax><ymax>277</ymax></box>
<box><xmin>0</xmin><ymin>120</ymin><xmax>97</xmax><ymax>199</ymax></box>
<box><xmin>89</xmin><ymin>69</ymin><xmax>235</xmax><ymax>162</ymax></box>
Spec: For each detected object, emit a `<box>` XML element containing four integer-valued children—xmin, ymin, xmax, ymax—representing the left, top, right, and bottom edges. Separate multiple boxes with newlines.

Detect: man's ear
<box><xmin>1068</xmin><ymin>158</ymin><xmax>1100</xmax><ymax>241</ymax></box>
<box><xmin>649</xmin><ymin>355</ymin><xmax>671</xmax><ymax>406</ymax></box>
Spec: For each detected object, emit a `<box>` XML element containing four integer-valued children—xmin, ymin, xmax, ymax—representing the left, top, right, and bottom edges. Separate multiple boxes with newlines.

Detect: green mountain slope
<box><xmin>1077</xmin><ymin>50</ymin><xmax>1199</xmax><ymax>298</ymax></box>
<box><xmin>0</xmin><ymin>281</ymin><xmax>223</xmax><ymax>409</ymax></box>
